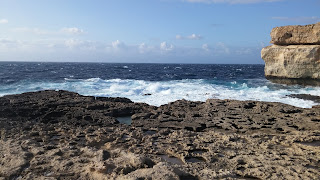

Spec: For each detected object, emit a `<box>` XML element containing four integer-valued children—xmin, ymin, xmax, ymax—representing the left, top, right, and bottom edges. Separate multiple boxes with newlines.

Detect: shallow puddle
<box><xmin>116</xmin><ymin>116</ymin><xmax>132</xmax><ymax>125</ymax></box>
<box><xmin>185</xmin><ymin>156</ymin><xmax>206</xmax><ymax>163</ymax></box>
<box><xmin>122</xmin><ymin>134</ymin><xmax>130</xmax><ymax>140</ymax></box>
<box><xmin>50</xmin><ymin>135</ymin><xmax>60</xmax><ymax>141</ymax></box>
<box><xmin>189</xmin><ymin>149</ymin><xmax>208</xmax><ymax>154</ymax></box>
<box><xmin>193</xmin><ymin>150</ymin><xmax>205</xmax><ymax>154</ymax></box>
<box><xmin>306</xmin><ymin>165</ymin><xmax>319</xmax><ymax>170</ymax></box>
<box><xmin>144</xmin><ymin>130</ymin><xmax>157</xmax><ymax>135</ymax></box>
<box><xmin>297</xmin><ymin>140</ymin><xmax>320</xmax><ymax>147</ymax></box>
<box><xmin>159</xmin><ymin>155</ymin><xmax>185</xmax><ymax>165</ymax></box>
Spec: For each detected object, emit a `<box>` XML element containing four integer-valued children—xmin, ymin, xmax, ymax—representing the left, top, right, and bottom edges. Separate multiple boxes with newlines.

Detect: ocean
<box><xmin>0</xmin><ymin>62</ymin><xmax>319</xmax><ymax>108</ymax></box>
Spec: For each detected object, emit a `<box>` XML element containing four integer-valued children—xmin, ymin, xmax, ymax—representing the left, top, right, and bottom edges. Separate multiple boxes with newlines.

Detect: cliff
<box><xmin>261</xmin><ymin>22</ymin><xmax>320</xmax><ymax>80</ymax></box>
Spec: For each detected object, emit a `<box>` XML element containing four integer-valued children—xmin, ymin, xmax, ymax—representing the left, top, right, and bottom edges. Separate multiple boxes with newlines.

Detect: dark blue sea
<box><xmin>0</xmin><ymin>62</ymin><xmax>319</xmax><ymax>108</ymax></box>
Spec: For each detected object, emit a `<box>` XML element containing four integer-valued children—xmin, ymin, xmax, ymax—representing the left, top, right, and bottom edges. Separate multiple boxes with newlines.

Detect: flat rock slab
<box><xmin>287</xmin><ymin>94</ymin><xmax>320</xmax><ymax>103</ymax></box>
<box><xmin>270</xmin><ymin>22</ymin><xmax>320</xmax><ymax>45</ymax></box>
<box><xmin>0</xmin><ymin>90</ymin><xmax>152</xmax><ymax>130</ymax></box>
<box><xmin>132</xmin><ymin>98</ymin><xmax>320</xmax><ymax>134</ymax></box>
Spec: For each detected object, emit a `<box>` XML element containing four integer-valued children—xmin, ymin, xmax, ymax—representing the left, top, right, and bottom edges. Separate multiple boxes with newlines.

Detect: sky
<box><xmin>0</xmin><ymin>0</ymin><xmax>319</xmax><ymax>64</ymax></box>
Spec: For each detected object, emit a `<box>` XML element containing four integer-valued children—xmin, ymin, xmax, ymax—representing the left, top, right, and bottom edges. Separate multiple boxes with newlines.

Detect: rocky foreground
<box><xmin>262</xmin><ymin>22</ymin><xmax>320</xmax><ymax>80</ymax></box>
<box><xmin>0</xmin><ymin>90</ymin><xmax>320</xmax><ymax>179</ymax></box>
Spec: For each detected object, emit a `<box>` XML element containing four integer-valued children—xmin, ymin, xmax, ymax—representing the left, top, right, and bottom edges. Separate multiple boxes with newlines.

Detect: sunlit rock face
<box><xmin>262</xmin><ymin>45</ymin><xmax>320</xmax><ymax>79</ymax></box>
<box><xmin>270</xmin><ymin>22</ymin><xmax>320</xmax><ymax>45</ymax></box>
<box><xmin>262</xmin><ymin>22</ymin><xmax>320</xmax><ymax>80</ymax></box>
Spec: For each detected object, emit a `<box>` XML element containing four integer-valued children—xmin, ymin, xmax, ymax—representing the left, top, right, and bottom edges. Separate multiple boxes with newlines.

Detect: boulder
<box><xmin>270</xmin><ymin>22</ymin><xmax>320</xmax><ymax>45</ymax></box>
<box><xmin>261</xmin><ymin>45</ymin><xmax>320</xmax><ymax>79</ymax></box>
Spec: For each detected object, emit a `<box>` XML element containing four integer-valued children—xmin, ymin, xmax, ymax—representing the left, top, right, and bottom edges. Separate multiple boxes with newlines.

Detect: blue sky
<box><xmin>0</xmin><ymin>0</ymin><xmax>319</xmax><ymax>64</ymax></box>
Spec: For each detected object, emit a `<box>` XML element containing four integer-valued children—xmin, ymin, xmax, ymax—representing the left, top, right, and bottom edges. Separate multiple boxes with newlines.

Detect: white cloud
<box><xmin>0</xmin><ymin>37</ymin><xmax>261</xmax><ymax>63</ymax></box>
<box><xmin>188</xmin><ymin>34</ymin><xmax>202</xmax><ymax>40</ymax></box>
<box><xmin>203</xmin><ymin>42</ymin><xmax>252</xmax><ymax>55</ymax></box>
<box><xmin>0</xmin><ymin>38</ymin><xmax>46</xmax><ymax>53</ymax></box>
<box><xmin>12</xmin><ymin>27</ymin><xmax>85</xmax><ymax>35</ymax></box>
<box><xmin>272</xmin><ymin>16</ymin><xmax>320</xmax><ymax>24</ymax></box>
<box><xmin>64</xmin><ymin>39</ymin><xmax>102</xmax><ymax>51</ymax></box>
<box><xmin>60</xmin><ymin>27</ymin><xmax>84</xmax><ymax>34</ymax></box>
<box><xmin>112</xmin><ymin>40</ymin><xmax>121</xmax><ymax>48</ymax></box>
<box><xmin>112</xmin><ymin>40</ymin><xmax>127</xmax><ymax>50</ymax></box>
<box><xmin>65</xmin><ymin>39</ymin><xmax>83</xmax><ymax>48</ymax></box>
<box><xmin>139</xmin><ymin>43</ymin><xmax>147</xmax><ymax>53</ymax></box>
<box><xmin>176</xmin><ymin>35</ymin><xmax>183</xmax><ymax>40</ymax></box>
<box><xmin>214</xmin><ymin>42</ymin><xmax>230</xmax><ymax>54</ymax></box>
<box><xmin>202</xmin><ymin>43</ymin><xmax>210</xmax><ymax>51</ymax></box>
<box><xmin>236</xmin><ymin>48</ymin><xmax>252</xmax><ymax>55</ymax></box>
<box><xmin>176</xmin><ymin>34</ymin><xmax>202</xmax><ymax>40</ymax></box>
<box><xmin>184</xmin><ymin>0</ymin><xmax>283</xmax><ymax>4</ymax></box>
<box><xmin>160</xmin><ymin>42</ymin><xmax>174</xmax><ymax>51</ymax></box>
<box><xmin>138</xmin><ymin>43</ymin><xmax>155</xmax><ymax>54</ymax></box>
<box><xmin>0</xmin><ymin>19</ymin><xmax>8</xmax><ymax>24</ymax></box>
<box><xmin>0</xmin><ymin>39</ymin><xmax>19</xmax><ymax>49</ymax></box>
<box><xmin>12</xmin><ymin>27</ymin><xmax>49</xmax><ymax>35</ymax></box>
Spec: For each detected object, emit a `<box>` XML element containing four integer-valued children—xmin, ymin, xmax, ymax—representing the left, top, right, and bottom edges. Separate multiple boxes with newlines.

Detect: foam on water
<box><xmin>0</xmin><ymin>78</ymin><xmax>319</xmax><ymax>108</ymax></box>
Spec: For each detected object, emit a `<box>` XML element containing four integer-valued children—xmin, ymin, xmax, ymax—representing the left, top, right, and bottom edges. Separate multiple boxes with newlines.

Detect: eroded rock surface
<box><xmin>262</xmin><ymin>22</ymin><xmax>320</xmax><ymax>80</ymax></box>
<box><xmin>261</xmin><ymin>45</ymin><xmax>320</xmax><ymax>79</ymax></box>
<box><xmin>1</xmin><ymin>90</ymin><xmax>320</xmax><ymax>179</ymax></box>
<box><xmin>270</xmin><ymin>22</ymin><xmax>320</xmax><ymax>45</ymax></box>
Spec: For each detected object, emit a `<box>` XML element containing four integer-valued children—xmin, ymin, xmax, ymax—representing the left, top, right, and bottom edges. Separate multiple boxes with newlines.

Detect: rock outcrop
<box><xmin>262</xmin><ymin>45</ymin><xmax>320</xmax><ymax>79</ymax></box>
<box><xmin>270</xmin><ymin>22</ymin><xmax>320</xmax><ymax>45</ymax></box>
<box><xmin>1</xmin><ymin>90</ymin><xmax>320</xmax><ymax>179</ymax></box>
<box><xmin>261</xmin><ymin>22</ymin><xmax>320</xmax><ymax>80</ymax></box>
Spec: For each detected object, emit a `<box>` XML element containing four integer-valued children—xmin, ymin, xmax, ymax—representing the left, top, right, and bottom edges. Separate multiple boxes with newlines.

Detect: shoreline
<box><xmin>1</xmin><ymin>62</ymin><xmax>319</xmax><ymax>108</ymax></box>
<box><xmin>1</xmin><ymin>90</ymin><xmax>319</xmax><ymax>179</ymax></box>
<box><xmin>0</xmin><ymin>61</ymin><xmax>265</xmax><ymax>65</ymax></box>
<box><xmin>1</xmin><ymin>88</ymin><xmax>320</xmax><ymax>109</ymax></box>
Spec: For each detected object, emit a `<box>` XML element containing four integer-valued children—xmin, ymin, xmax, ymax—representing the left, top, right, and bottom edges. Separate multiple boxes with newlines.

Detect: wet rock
<box><xmin>287</xmin><ymin>94</ymin><xmax>320</xmax><ymax>103</ymax></box>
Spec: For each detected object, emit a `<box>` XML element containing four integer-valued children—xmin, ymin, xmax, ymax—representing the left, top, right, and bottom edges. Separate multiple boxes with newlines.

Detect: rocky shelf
<box><xmin>1</xmin><ymin>90</ymin><xmax>320</xmax><ymax>179</ymax></box>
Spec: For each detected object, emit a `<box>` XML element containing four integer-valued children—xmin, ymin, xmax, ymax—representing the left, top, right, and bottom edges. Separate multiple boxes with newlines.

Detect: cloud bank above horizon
<box><xmin>0</xmin><ymin>19</ymin><xmax>8</xmax><ymax>24</ymax></box>
<box><xmin>183</xmin><ymin>0</ymin><xmax>284</xmax><ymax>4</ymax></box>
<box><xmin>0</xmin><ymin>36</ymin><xmax>259</xmax><ymax>63</ymax></box>
<box><xmin>0</xmin><ymin>0</ymin><xmax>318</xmax><ymax>63</ymax></box>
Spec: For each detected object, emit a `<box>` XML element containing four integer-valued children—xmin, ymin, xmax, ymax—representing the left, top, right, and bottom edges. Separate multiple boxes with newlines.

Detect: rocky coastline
<box><xmin>0</xmin><ymin>90</ymin><xmax>319</xmax><ymax>179</ymax></box>
<box><xmin>262</xmin><ymin>22</ymin><xmax>320</xmax><ymax>81</ymax></box>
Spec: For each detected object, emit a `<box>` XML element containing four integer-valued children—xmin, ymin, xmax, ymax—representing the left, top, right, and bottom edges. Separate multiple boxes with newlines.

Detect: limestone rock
<box><xmin>262</xmin><ymin>22</ymin><xmax>320</xmax><ymax>80</ymax></box>
<box><xmin>270</xmin><ymin>22</ymin><xmax>320</xmax><ymax>45</ymax></box>
<box><xmin>0</xmin><ymin>140</ymin><xmax>33</xmax><ymax>178</ymax></box>
<box><xmin>261</xmin><ymin>45</ymin><xmax>320</xmax><ymax>79</ymax></box>
<box><xmin>1</xmin><ymin>90</ymin><xmax>320</xmax><ymax>179</ymax></box>
<box><xmin>118</xmin><ymin>162</ymin><xmax>191</xmax><ymax>180</ymax></box>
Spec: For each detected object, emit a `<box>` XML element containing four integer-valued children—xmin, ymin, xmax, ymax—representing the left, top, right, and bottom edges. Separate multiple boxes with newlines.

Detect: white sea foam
<box><xmin>0</xmin><ymin>78</ymin><xmax>319</xmax><ymax>108</ymax></box>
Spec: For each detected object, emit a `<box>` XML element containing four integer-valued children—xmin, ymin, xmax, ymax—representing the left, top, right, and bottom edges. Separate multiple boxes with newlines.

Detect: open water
<box><xmin>0</xmin><ymin>62</ymin><xmax>319</xmax><ymax>108</ymax></box>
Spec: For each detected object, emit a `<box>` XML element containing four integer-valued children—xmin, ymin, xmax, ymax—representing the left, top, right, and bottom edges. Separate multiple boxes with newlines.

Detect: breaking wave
<box><xmin>0</xmin><ymin>78</ymin><xmax>319</xmax><ymax>108</ymax></box>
